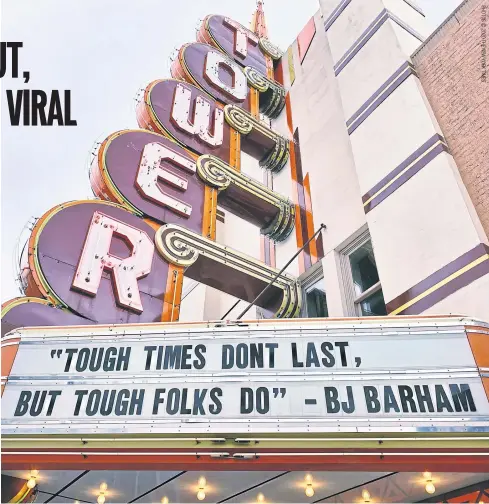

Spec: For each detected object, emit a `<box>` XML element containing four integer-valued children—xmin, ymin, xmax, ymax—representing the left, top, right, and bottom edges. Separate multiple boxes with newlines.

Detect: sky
<box><xmin>0</xmin><ymin>0</ymin><xmax>463</xmax><ymax>302</ymax></box>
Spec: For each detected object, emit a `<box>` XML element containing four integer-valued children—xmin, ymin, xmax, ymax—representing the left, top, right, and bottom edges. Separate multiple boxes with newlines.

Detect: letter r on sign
<box><xmin>72</xmin><ymin>211</ymin><xmax>154</xmax><ymax>312</ymax></box>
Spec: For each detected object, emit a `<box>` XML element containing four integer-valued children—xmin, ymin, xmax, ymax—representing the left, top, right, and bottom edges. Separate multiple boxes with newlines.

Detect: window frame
<box><xmin>338</xmin><ymin>229</ymin><xmax>385</xmax><ymax>317</ymax></box>
<box><xmin>299</xmin><ymin>261</ymin><xmax>328</xmax><ymax>318</ymax></box>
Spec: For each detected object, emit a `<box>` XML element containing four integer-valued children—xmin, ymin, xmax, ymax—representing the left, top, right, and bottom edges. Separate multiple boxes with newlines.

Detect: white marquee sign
<box><xmin>2</xmin><ymin>319</ymin><xmax>489</xmax><ymax>433</ymax></box>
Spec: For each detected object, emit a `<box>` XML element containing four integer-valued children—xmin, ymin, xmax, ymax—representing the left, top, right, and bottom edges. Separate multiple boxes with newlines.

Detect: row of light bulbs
<box><xmin>159</xmin><ymin>472</ymin><xmax>440</xmax><ymax>502</ymax></box>
<box><xmin>25</xmin><ymin>470</ymin><xmax>446</xmax><ymax>502</ymax></box>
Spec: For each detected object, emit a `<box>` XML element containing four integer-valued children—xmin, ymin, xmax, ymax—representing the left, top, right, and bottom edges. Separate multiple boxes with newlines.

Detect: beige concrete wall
<box><xmin>318</xmin><ymin>0</ymin><xmax>489</xmax><ymax>322</ymax></box>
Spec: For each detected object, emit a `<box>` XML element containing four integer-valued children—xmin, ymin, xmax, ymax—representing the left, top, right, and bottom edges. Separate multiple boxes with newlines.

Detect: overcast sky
<box><xmin>1</xmin><ymin>0</ymin><xmax>462</xmax><ymax>302</ymax></box>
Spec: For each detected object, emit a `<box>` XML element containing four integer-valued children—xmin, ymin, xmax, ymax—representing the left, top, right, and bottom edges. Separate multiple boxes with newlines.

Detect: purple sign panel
<box><xmin>92</xmin><ymin>130</ymin><xmax>206</xmax><ymax>234</ymax></box>
<box><xmin>137</xmin><ymin>79</ymin><xmax>232</xmax><ymax>161</ymax></box>
<box><xmin>199</xmin><ymin>14</ymin><xmax>268</xmax><ymax>74</ymax></box>
<box><xmin>25</xmin><ymin>201</ymin><xmax>170</xmax><ymax>324</ymax></box>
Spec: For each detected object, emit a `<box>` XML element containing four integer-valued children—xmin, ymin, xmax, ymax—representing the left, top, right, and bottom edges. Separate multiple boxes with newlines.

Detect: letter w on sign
<box><xmin>72</xmin><ymin>212</ymin><xmax>154</xmax><ymax>313</ymax></box>
<box><xmin>171</xmin><ymin>83</ymin><xmax>224</xmax><ymax>147</ymax></box>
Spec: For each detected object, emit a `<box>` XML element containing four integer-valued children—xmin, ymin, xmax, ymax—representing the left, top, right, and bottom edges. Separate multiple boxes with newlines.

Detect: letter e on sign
<box><xmin>72</xmin><ymin>211</ymin><xmax>154</xmax><ymax>313</ymax></box>
<box><xmin>135</xmin><ymin>142</ymin><xmax>196</xmax><ymax>217</ymax></box>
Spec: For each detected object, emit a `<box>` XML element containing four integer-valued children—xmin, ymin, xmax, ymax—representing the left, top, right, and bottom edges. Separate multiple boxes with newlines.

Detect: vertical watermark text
<box><xmin>482</xmin><ymin>4</ymin><xmax>487</xmax><ymax>82</ymax></box>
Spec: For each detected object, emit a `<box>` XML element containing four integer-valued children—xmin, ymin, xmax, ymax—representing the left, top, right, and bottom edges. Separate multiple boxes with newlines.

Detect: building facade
<box><xmin>178</xmin><ymin>0</ymin><xmax>488</xmax><ymax>325</ymax></box>
<box><xmin>2</xmin><ymin>0</ymin><xmax>489</xmax><ymax>502</ymax></box>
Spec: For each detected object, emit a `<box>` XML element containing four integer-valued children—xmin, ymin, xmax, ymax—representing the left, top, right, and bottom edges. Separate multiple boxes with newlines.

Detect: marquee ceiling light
<box><xmin>423</xmin><ymin>472</ymin><xmax>436</xmax><ymax>494</ymax></box>
<box><xmin>362</xmin><ymin>489</ymin><xmax>371</xmax><ymax>503</ymax></box>
<box><xmin>97</xmin><ymin>482</ymin><xmax>108</xmax><ymax>504</ymax></box>
<box><xmin>197</xmin><ymin>476</ymin><xmax>207</xmax><ymax>501</ymax></box>
<box><xmin>304</xmin><ymin>474</ymin><xmax>315</xmax><ymax>497</ymax></box>
<box><xmin>26</xmin><ymin>469</ymin><xmax>39</xmax><ymax>489</ymax></box>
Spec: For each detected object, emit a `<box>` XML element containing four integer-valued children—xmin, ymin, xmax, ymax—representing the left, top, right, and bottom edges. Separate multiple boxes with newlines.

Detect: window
<box><xmin>300</xmin><ymin>262</ymin><xmax>329</xmax><ymax>318</ymax></box>
<box><xmin>339</xmin><ymin>229</ymin><xmax>387</xmax><ymax>316</ymax></box>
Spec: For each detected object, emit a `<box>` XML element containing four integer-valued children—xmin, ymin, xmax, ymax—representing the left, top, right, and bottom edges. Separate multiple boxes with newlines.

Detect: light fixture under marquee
<box><xmin>304</xmin><ymin>474</ymin><xmax>315</xmax><ymax>497</ymax></box>
<box><xmin>197</xmin><ymin>476</ymin><xmax>207</xmax><ymax>500</ymax></box>
<box><xmin>362</xmin><ymin>489</ymin><xmax>371</xmax><ymax>503</ymax></box>
<box><xmin>424</xmin><ymin>472</ymin><xmax>436</xmax><ymax>494</ymax></box>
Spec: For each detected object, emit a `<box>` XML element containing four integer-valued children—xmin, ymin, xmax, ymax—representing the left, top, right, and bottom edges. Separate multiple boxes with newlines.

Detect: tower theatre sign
<box><xmin>2</xmin><ymin>14</ymin><xmax>296</xmax><ymax>333</ymax></box>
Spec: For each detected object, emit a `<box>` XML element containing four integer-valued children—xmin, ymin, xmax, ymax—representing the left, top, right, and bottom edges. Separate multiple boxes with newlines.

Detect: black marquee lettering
<box><xmin>73</xmin><ymin>390</ymin><xmax>88</xmax><ymax>416</ymax></box>
<box><xmin>152</xmin><ymin>388</ymin><xmax>166</xmax><ymax>415</ymax></box>
<box><xmin>86</xmin><ymin>390</ymin><xmax>101</xmax><ymax>416</ymax></box>
<box><xmin>100</xmin><ymin>390</ymin><xmax>116</xmax><ymax>416</ymax></box>
<box><xmin>46</xmin><ymin>390</ymin><xmax>62</xmax><ymax>416</ymax></box>
<box><xmin>194</xmin><ymin>345</ymin><xmax>206</xmax><ymax>369</ymax></box>
<box><xmin>89</xmin><ymin>348</ymin><xmax>103</xmax><ymax>372</ymax></box>
<box><xmin>209</xmin><ymin>388</ymin><xmax>222</xmax><ymax>415</ymax></box>
<box><xmin>222</xmin><ymin>345</ymin><xmax>233</xmax><ymax>369</ymax></box>
<box><xmin>117</xmin><ymin>347</ymin><xmax>131</xmax><ymax>371</ymax></box>
<box><xmin>449</xmin><ymin>384</ymin><xmax>476</xmax><ymax>412</ymax></box>
<box><xmin>398</xmin><ymin>385</ymin><xmax>417</xmax><ymax>413</ymax></box>
<box><xmin>14</xmin><ymin>391</ymin><xmax>31</xmax><ymax>417</ymax></box>
<box><xmin>166</xmin><ymin>388</ymin><xmax>180</xmax><ymax>415</ymax></box>
<box><xmin>324</xmin><ymin>387</ymin><xmax>340</xmax><ymax>413</ymax></box>
<box><xmin>250</xmin><ymin>343</ymin><xmax>264</xmax><ymax>368</ymax></box>
<box><xmin>415</xmin><ymin>385</ymin><xmax>434</xmax><ymax>413</ymax></box>
<box><xmin>181</xmin><ymin>345</ymin><xmax>192</xmax><ymax>370</ymax></box>
<box><xmin>364</xmin><ymin>386</ymin><xmax>381</xmax><ymax>413</ymax></box>
<box><xmin>291</xmin><ymin>343</ymin><xmax>303</xmax><ymax>367</ymax></box>
<box><xmin>76</xmin><ymin>348</ymin><xmax>90</xmax><ymax>372</ymax></box>
<box><xmin>193</xmin><ymin>389</ymin><xmax>207</xmax><ymax>415</ymax></box>
<box><xmin>115</xmin><ymin>389</ymin><xmax>130</xmax><ymax>416</ymax></box>
<box><xmin>180</xmin><ymin>388</ymin><xmax>192</xmax><ymax>414</ymax></box>
<box><xmin>144</xmin><ymin>346</ymin><xmax>157</xmax><ymax>370</ymax></box>
<box><xmin>320</xmin><ymin>342</ymin><xmax>335</xmax><ymax>367</ymax></box>
<box><xmin>64</xmin><ymin>349</ymin><xmax>78</xmax><ymax>372</ymax></box>
<box><xmin>305</xmin><ymin>342</ymin><xmax>320</xmax><ymax>367</ymax></box>
<box><xmin>129</xmin><ymin>389</ymin><xmax>144</xmax><ymax>415</ymax></box>
<box><xmin>384</xmin><ymin>386</ymin><xmax>400</xmax><ymax>413</ymax></box>
<box><xmin>435</xmin><ymin>385</ymin><xmax>454</xmax><ymax>412</ymax></box>
<box><xmin>335</xmin><ymin>342</ymin><xmax>349</xmax><ymax>367</ymax></box>
<box><xmin>265</xmin><ymin>343</ymin><xmax>278</xmax><ymax>368</ymax></box>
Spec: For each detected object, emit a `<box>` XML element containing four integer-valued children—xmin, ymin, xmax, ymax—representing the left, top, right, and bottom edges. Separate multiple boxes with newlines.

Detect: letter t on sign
<box><xmin>72</xmin><ymin>211</ymin><xmax>154</xmax><ymax>312</ymax></box>
<box><xmin>223</xmin><ymin>18</ymin><xmax>259</xmax><ymax>57</ymax></box>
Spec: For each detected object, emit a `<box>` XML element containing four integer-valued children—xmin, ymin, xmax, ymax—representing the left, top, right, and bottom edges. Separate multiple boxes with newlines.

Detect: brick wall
<box><xmin>412</xmin><ymin>0</ymin><xmax>489</xmax><ymax>238</ymax></box>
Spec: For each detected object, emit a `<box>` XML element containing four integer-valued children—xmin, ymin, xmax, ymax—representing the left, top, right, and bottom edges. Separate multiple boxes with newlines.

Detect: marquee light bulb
<box><xmin>425</xmin><ymin>482</ymin><xmax>436</xmax><ymax>494</ymax></box>
<box><xmin>99</xmin><ymin>482</ymin><xmax>108</xmax><ymax>493</ymax></box>
<box><xmin>305</xmin><ymin>486</ymin><xmax>315</xmax><ymax>497</ymax></box>
<box><xmin>257</xmin><ymin>493</ymin><xmax>265</xmax><ymax>503</ymax></box>
<box><xmin>197</xmin><ymin>490</ymin><xmax>206</xmax><ymax>501</ymax></box>
<box><xmin>161</xmin><ymin>497</ymin><xmax>169</xmax><ymax>504</ymax></box>
<box><xmin>97</xmin><ymin>494</ymin><xmax>106</xmax><ymax>504</ymax></box>
<box><xmin>198</xmin><ymin>476</ymin><xmax>207</xmax><ymax>488</ymax></box>
<box><xmin>362</xmin><ymin>489</ymin><xmax>371</xmax><ymax>502</ymax></box>
<box><xmin>305</xmin><ymin>474</ymin><xmax>313</xmax><ymax>484</ymax></box>
<box><xmin>26</xmin><ymin>478</ymin><xmax>37</xmax><ymax>489</ymax></box>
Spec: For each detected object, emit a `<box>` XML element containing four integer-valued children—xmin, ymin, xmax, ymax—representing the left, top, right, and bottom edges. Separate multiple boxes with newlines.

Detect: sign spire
<box><xmin>251</xmin><ymin>0</ymin><xmax>268</xmax><ymax>38</ymax></box>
